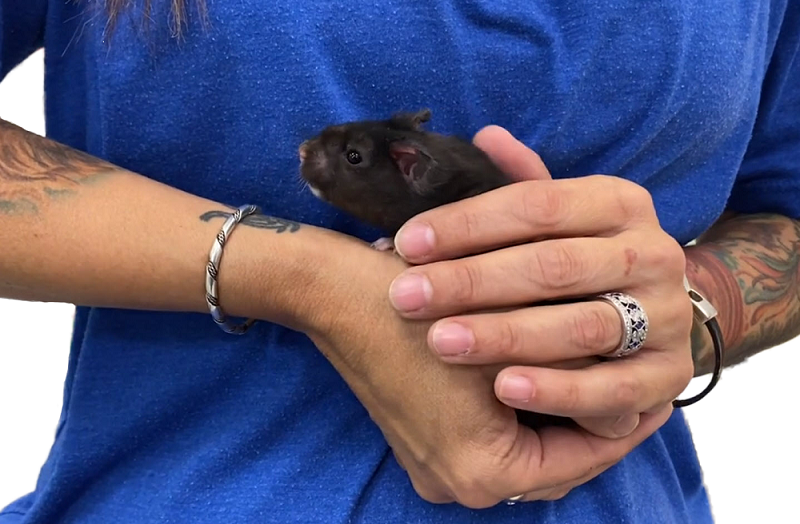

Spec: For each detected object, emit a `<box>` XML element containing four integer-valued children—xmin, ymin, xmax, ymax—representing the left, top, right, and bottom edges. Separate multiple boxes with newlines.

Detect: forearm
<box><xmin>684</xmin><ymin>212</ymin><xmax>800</xmax><ymax>376</ymax></box>
<box><xmin>0</xmin><ymin>118</ymin><xmax>340</xmax><ymax>333</ymax></box>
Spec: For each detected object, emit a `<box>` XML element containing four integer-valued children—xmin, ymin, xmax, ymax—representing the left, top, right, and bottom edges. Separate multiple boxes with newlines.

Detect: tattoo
<box><xmin>199</xmin><ymin>210</ymin><xmax>302</xmax><ymax>233</ymax></box>
<box><xmin>685</xmin><ymin>213</ymin><xmax>800</xmax><ymax>376</ymax></box>
<box><xmin>689</xmin><ymin>319</ymin><xmax>712</xmax><ymax>374</ymax></box>
<box><xmin>0</xmin><ymin>119</ymin><xmax>117</xmax><ymax>214</ymax></box>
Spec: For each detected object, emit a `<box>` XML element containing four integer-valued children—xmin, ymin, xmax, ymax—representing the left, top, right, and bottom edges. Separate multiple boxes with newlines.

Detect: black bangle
<box><xmin>672</xmin><ymin>276</ymin><xmax>724</xmax><ymax>408</ymax></box>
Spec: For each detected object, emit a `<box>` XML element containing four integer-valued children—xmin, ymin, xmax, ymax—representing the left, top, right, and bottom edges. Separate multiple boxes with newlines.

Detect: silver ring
<box><xmin>597</xmin><ymin>292</ymin><xmax>649</xmax><ymax>358</ymax></box>
<box><xmin>505</xmin><ymin>494</ymin><xmax>525</xmax><ymax>505</ymax></box>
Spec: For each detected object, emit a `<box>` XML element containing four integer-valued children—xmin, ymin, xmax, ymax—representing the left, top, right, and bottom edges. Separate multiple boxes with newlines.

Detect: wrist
<box><xmin>683</xmin><ymin>243</ymin><xmax>739</xmax><ymax>375</ymax></box>
<box><xmin>212</xmin><ymin>212</ymin><xmax>399</xmax><ymax>337</ymax></box>
<box><xmin>212</xmin><ymin>217</ymin><xmax>344</xmax><ymax>334</ymax></box>
<box><xmin>687</xmin><ymin>310</ymin><xmax>716</xmax><ymax>376</ymax></box>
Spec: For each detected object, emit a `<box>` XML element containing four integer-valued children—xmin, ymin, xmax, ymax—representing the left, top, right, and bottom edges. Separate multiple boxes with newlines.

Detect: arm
<box><xmin>3</xmin><ymin>117</ymin><xmax>666</xmax><ymax>509</ymax></box>
<box><xmin>682</xmin><ymin>2</ymin><xmax>800</xmax><ymax>378</ymax></box>
<box><xmin>0</xmin><ymin>117</ymin><xmax>350</xmax><ymax>333</ymax></box>
<box><xmin>685</xmin><ymin>212</ymin><xmax>800</xmax><ymax>376</ymax></box>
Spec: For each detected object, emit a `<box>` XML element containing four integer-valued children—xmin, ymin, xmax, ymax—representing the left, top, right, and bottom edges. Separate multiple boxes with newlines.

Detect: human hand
<box><xmin>305</xmin><ymin>234</ymin><xmax>674</xmax><ymax>507</ymax></box>
<box><xmin>386</xmin><ymin>125</ymin><xmax>694</xmax><ymax>447</ymax></box>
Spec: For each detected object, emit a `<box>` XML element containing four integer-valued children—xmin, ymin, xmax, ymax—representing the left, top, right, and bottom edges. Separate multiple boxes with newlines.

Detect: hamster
<box><xmin>298</xmin><ymin>108</ymin><xmax>513</xmax><ymax>250</ymax></box>
<box><xmin>298</xmin><ymin>109</ymin><xmax>573</xmax><ymax>430</ymax></box>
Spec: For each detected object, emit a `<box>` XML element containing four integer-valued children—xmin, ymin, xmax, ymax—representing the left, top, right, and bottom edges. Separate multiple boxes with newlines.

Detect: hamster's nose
<box><xmin>298</xmin><ymin>141</ymin><xmax>309</xmax><ymax>162</ymax></box>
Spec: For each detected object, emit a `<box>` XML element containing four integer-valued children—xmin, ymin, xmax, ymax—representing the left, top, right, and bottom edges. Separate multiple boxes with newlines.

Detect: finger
<box><xmin>494</xmin><ymin>349</ymin><xmax>694</xmax><ymax>418</ymax></box>
<box><xmin>518</xmin><ymin>452</ymin><xmax>620</xmax><ymax>502</ymax></box>
<box><xmin>538</xmin><ymin>486</ymin><xmax>575</xmax><ymax>501</ymax></box>
<box><xmin>497</xmin><ymin>404</ymin><xmax>673</xmax><ymax>498</ymax></box>
<box><xmin>390</xmin><ymin>234</ymin><xmax>664</xmax><ymax>318</ymax></box>
<box><xmin>471</xmin><ymin>125</ymin><xmax>552</xmax><ymax>182</ymax></box>
<box><xmin>573</xmin><ymin>398</ymin><xmax>682</xmax><ymax>439</ymax></box>
<box><xmin>393</xmin><ymin>174</ymin><xmax>656</xmax><ymax>264</ymax></box>
<box><xmin>571</xmin><ymin>413</ymin><xmax>641</xmax><ymax>439</ymax></box>
<box><xmin>521</xmin><ymin>484</ymin><xmax>575</xmax><ymax>502</ymax></box>
<box><xmin>426</xmin><ymin>299</ymin><xmax>656</xmax><ymax>364</ymax></box>
<box><xmin>514</xmin><ymin>451</ymin><xmax>620</xmax><ymax>502</ymax></box>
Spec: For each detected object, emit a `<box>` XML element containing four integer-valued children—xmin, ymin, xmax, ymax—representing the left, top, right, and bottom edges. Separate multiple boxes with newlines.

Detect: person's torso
<box><xmin>4</xmin><ymin>0</ymin><xmax>782</xmax><ymax>521</ymax></box>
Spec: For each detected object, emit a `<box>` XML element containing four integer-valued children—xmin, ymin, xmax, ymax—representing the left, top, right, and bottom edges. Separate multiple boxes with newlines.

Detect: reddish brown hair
<box><xmin>99</xmin><ymin>0</ymin><xmax>207</xmax><ymax>38</ymax></box>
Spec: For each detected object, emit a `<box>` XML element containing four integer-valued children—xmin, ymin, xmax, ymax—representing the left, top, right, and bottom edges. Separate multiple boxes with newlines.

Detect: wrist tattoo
<box><xmin>689</xmin><ymin>316</ymin><xmax>714</xmax><ymax>376</ymax></box>
<box><xmin>199</xmin><ymin>210</ymin><xmax>302</xmax><ymax>233</ymax></box>
<box><xmin>0</xmin><ymin>119</ymin><xmax>118</xmax><ymax>214</ymax></box>
<box><xmin>686</xmin><ymin>213</ymin><xmax>800</xmax><ymax>374</ymax></box>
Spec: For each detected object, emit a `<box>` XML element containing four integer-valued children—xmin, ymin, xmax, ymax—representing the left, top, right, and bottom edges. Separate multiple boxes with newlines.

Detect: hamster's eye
<box><xmin>346</xmin><ymin>150</ymin><xmax>362</xmax><ymax>165</ymax></box>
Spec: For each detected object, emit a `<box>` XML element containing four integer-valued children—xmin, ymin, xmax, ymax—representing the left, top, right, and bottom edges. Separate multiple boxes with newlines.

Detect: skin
<box><xmin>2</xmin><ymin>116</ymin><xmax>797</xmax><ymax>508</ymax></box>
<box><xmin>389</xmin><ymin>125</ymin><xmax>800</xmax><ymax>501</ymax></box>
<box><xmin>685</xmin><ymin>214</ymin><xmax>800</xmax><ymax>375</ymax></box>
<box><xmin>0</xmin><ymin>119</ymin><xmax>321</xmax><ymax>330</ymax></box>
<box><xmin>0</xmin><ymin>117</ymin><xmax>670</xmax><ymax>508</ymax></box>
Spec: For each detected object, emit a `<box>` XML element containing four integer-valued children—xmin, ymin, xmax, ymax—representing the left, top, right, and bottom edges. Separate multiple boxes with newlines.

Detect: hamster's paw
<box><xmin>370</xmin><ymin>237</ymin><xmax>395</xmax><ymax>252</ymax></box>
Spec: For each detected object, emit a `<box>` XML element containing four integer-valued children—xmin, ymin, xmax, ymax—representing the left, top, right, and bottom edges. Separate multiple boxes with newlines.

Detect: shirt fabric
<box><xmin>1</xmin><ymin>0</ymin><xmax>798</xmax><ymax>522</ymax></box>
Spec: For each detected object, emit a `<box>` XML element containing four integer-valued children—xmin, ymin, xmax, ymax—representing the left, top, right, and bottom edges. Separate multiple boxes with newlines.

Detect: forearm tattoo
<box><xmin>199</xmin><ymin>210</ymin><xmax>302</xmax><ymax>233</ymax></box>
<box><xmin>0</xmin><ymin>119</ymin><xmax>118</xmax><ymax>214</ymax></box>
<box><xmin>686</xmin><ymin>213</ymin><xmax>800</xmax><ymax>376</ymax></box>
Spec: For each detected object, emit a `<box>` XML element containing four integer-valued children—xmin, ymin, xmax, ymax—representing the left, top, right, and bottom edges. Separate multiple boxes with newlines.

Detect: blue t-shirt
<box><xmin>2</xmin><ymin>1</ymin><xmax>799</xmax><ymax>522</ymax></box>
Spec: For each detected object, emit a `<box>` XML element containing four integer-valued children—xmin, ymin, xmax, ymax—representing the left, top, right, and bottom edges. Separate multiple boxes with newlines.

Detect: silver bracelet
<box><xmin>205</xmin><ymin>204</ymin><xmax>261</xmax><ymax>335</ymax></box>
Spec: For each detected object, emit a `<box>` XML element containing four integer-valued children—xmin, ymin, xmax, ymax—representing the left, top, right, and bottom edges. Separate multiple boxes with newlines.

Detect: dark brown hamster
<box><xmin>298</xmin><ymin>109</ymin><xmax>574</xmax><ymax>431</ymax></box>
<box><xmin>298</xmin><ymin>108</ymin><xmax>513</xmax><ymax>238</ymax></box>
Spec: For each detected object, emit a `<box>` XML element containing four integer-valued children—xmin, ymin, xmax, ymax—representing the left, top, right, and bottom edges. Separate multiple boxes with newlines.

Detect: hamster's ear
<box><xmin>389</xmin><ymin>108</ymin><xmax>432</xmax><ymax>131</ymax></box>
<box><xmin>389</xmin><ymin>141</ymin><xmax>437</xmax><ymax>195</ymax></box>
<box><xmin>412</xmin><ymin>108</ymin><xmax>431</xmax><ymax>126</ymax></box>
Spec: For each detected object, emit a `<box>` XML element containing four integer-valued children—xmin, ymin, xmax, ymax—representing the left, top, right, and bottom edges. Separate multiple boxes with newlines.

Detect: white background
<box><xmin>1</xmin><ymin>50</ymin><xmax>798</xmax><ymax>523</ymax></box>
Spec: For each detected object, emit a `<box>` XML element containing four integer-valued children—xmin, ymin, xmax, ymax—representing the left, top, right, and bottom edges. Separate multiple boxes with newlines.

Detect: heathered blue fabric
<box><xmin>1</xmin><ymin>1</ymin><xmax>798</xmax><ymax>522</ymax></box>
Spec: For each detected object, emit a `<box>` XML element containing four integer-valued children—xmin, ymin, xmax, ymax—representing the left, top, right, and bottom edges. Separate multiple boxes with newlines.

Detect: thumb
<box><xmin>472</xmin><ymin>125</ymin><xmax>552</xmax><ymax>182</ymax></box>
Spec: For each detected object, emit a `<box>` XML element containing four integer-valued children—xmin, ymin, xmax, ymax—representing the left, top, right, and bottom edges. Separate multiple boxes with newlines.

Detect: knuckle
<box><xmin>571</xmin><ymin>305</ymin><xmax>617</xmax><ymax>354</ymax></box>
<box><xmin>448</xmin><ymin>262</ymin><xmax>484</xmax><ymax>304</ymax></box>
<box><xmin>407</xmin><ymin>476</ymin><xmax>451</xmax><ymax>504</ymax></box>
<box><xmin>529</xmin><ymin>242</ymin><xmax>585</xmax><ymax>290</ymax></box>
<box><xmin>494</xmin><ymin>318</ymin><xmax>525</xmax><ymax>359</ymax></box>
<box><xmin>456</xmin><ymin>209</ymin><xmax>483</xmax><ymax>242</ymax></box>
<box><xmin>612</xmin><ymin>375</ymin><xmax>643</xmax><ymax>412</ymax></box>
<box><xmin>415</xmin><ymin>488</ymin><xmax>451</xmax><ymax>505</ymax></box>
<box><xmin>543</xmin><ymin>487</ymin><xmax>572</xmax><ymax>501</ymax></box>
<box><xmin>647</xmin><ymin>236</ymin><xmax>687</xmax><ymax>280</ymax></box>
<box><xmin>449</xmin><ymin>476</ymin><xmax>499</xmax><ymax>510</ymax></box>
<box><xmin>615</xmin><ymin>179</ymin><xmax>656</xmax><ymax>220</ymax></box>
<box><xmin>584</xmin><ymin>436</ymin><xmax>630</xmax><ymax>468</ymax></box>
<box><xmin>468</xmin><ymin>414</ymin><xmax>514</xmax><ymax>451</ymax></box>
<box><xmin>560</xmin><ymin>380</ymin><xmax>582</xmax><ymax>412</ymax></box>
<box><xmin>516</xmin><ymin>183</ymin><xmax>565</xmax><ymax>230</ymax></box>
<box><xmin>454</xmin><ymin>494</ymin><xmax>497</xmax><ymax>510</ymax></box>
<box><xmin>445</xmin><ymin>450</ymin><xmax>506</xmax><ymax>509</ymax></box>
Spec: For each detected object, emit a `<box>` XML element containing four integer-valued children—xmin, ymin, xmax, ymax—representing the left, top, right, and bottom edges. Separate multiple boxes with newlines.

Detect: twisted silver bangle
<box><xmin>205</xmin><ymin>204</ymin><xmax>261</xmax><ymax>335</ymax></box>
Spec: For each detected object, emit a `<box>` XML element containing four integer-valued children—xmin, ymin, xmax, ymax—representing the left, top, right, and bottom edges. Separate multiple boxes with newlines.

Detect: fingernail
<box><xmin>394</xmin><ymin>222</ymin><xmax>435</xmax><ymax>259</ymax></box>
<box><xmin>432</xmin><ymin>322</ymin><xmax>474</xmax><ymax>356</ymax></box>
<box><xmin>612</xmin><ymin>413</ymin><xmax>639</xmax><ymax>437</ymax></box>
<box><xmin>498</xmin><ymin>375</ymin><xmax>534</xmax><ymax>403</ymax></box>
<box><xmin>389</xmin><ymin>273</ymin><xmax>433</xmax><ymax>312</ymax></box>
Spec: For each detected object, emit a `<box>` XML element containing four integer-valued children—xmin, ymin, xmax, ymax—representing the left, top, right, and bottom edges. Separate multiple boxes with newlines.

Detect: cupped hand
<box><xmin>305</xmin><ymin>233</ymin><xmax>673</xmax><ymax>507</ymax></box>
<box><xmin>386</xmin><ymin>126</ymin><xmax>695</xmax><ymax>446</ymax></box>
